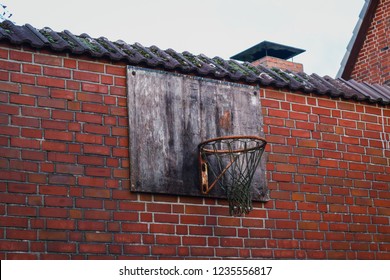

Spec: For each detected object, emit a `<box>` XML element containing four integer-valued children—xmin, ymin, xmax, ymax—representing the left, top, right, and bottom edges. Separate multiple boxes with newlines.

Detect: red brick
<box><xmin>44</xmin><ymin>196</ymin><xmax>73</xmax><ymax>207</ymax></box>
<box><xmin>47</xmin><ymin>242</ymin><xmax>76</xmax><ymax>253</ymax></box>
<box><xmin>114</xmin><ymin>77</ymin><xmax>126</xmax><ymax>86</ymax></box>
<box><xmin>150</xmin><ymin>246</ymin><xmax>176</xmax><ymax>256</ymax></box>
<box><xmin>270</xmin><ymin>127</ymin><xmax>290</xmax><ymax>136</ymax></box>
<box><xmin>78</xmin><ymin>61</ymin><xmax>104</xmax><ymax>73</ymax></box>
<box><xmin>0</xmin><ymin>126</ymin><xmax>19</xmax><ymax>136</ymax></box>
<box><xmin>8</xmin><ymin>182</ymin><xmax>36</xmax><ymax>194</ymax></box>
<box><xmin>67</xmin><ymin>101</ymin><xmax>80</xmax><ymax>111</ymax></box>
<box><xmin>37</xmin><ymin>77</ymin><xmax>65</xmax><ymax>88</ymax></box>
<box><xmin>0</xmin><ymin>241</ymin><xmax>29</xmax><ymax>251</ymax></box>
<box><xmin>11</xmin><ymin>73</ymin><xmax>35</xmax><ymax>84</ymax></box>
<box><xmin>11</xmin><ymin>116</ymin><xmax>40</xmax><ymax>128</ymax></box>
<box><xmin>22</xmin><ymin>107</ymin><xmax>50</xmax><ymax>118</ymax></box>
<box><xmin>190</xmin><ymin>247</ymin><xmax>214</xmax><ymax>256</ymax></box>
<box><xmin>48</xmin><ymin>174</ymin><xmax>76</xmax><ymax>185</ymax></box>
<box><xmin>47</xmin><ymin>220</ymin><xmax>75</xmax><ymax>230</ymax></box>
<box><xmin>38</xmin><ymin>185</ymin><xmax>67</xmax><ymax>195</ymax></box>
<box><xmin>154</xmin><ymin>235</ymin><xmax>180</xmax><ymax>245</ymax></box>
<box><xmin>113</xmin><ymin>212</ymin><xmax>139</xmax><ymax>222</ymax></box>
<box><xmin>39</xmin><ymin>208</ymin><xmax>68</xmax><ymax>218</ymax></box>
<box><xmin>0</xmin><ymin>60</ymin><xmax>21</xmax><ymax>71</ymax></box>
<box><xmin>112</xmin><ymin>127</ymin><xmax>128</xmax><ymax>136</ymax></box>
<box><xmin>47</xmin><ymin>152</ymin><xmax>75</xmax><ymax>163</ymax></box>
<box><xmin>0</xmin><ymin>104</ymin><xmax>18</xmax><ymax>115</ymax></box>
<box><xmin>78</xmin><ymin>177</ymin><xmax>105</xmax><ymax>187</ymax></box>
<box><xmin>77</xmin><ymin>92</ymin><xmax>103</xmax><ymax>103</ymax></box>
<box><xmin>291</xmin><ymin>129</ymin><xmax>311</xmax><ymax>138</ymax></box>
<box><xmin>34</xmin><ymin>54</ymin><xmax>63</xmax><ymax>66</ymax></box>
<box><xmin>45</xmin><ymin>130</ymin><xmax>73</xmax><ymax>141</ymax></box>
<box><xmin>154</xmin><ymin>213</ymin><xmax>179</xmax><ymax>223</ymax></box>
<box><xmin>113</xmin><ymin>147</ymin><xmax>128</xmax><ymax>157</ymax></box>
<box><xmin>11</xmin><ymin>138</ymin><xmax>40</xmax><ymax>149</ymax></box>
<box><xmin>86</xmin><ymin>233</ymin><xmax>112</xmax><ymax>242</ymax></box>
<box><xmin>42</xmin><ymin>141</ymin><xmax>67</xmax><ymax>151</ymax></box>
<box><xmin>149</xmin><ymin>224</ymin><xmax>175</xmax><ymax>234</ymax></box>
<box><xmin>56</xmin><ymin>164</ymin><xmax>84</xmax><ymax>174</ymax></box>
<box><xmin>123</xmin><ymin>245</ymin><xmax>150</xmax><ymax>255</ymax></box>
<box><xmin>214</xmin><ymin>227</ymin><xmax>236</xmax><ymax>236</ymax></box>
<box><xmin>113</xmin><ymin>169</ymin><xmax>129</xmax><ymax>178</ymax></box>
<box><xmin>50</xmin><ymin>89</ymin><xmax>75</xmax><ymax>100</ymax></box>
<box><xmin>77</xmin><ymin>221</ymin><xmax>104</xmax><ymax>231</ymax></box>
<box><xmin>27</xmin><ymin>174</ymin><xmax>46</xmax><ymax>184</ymax></box>
<box><xmin>216</xmin><ymin>248</ymin><xmax>239</xmax><ymax>257</ymax></box>
<box><xmin>23</xmin><ymin>64</ymin><xmax>41</xmax><ymax>74</ymax></box>
<box><xmin>10</xmin><ymin>94</ymin><xmax>35</xmax><ymax>105</ymax></box>
<box><xmin>8</xmin><ymin>205</ymin><xmax>37</xmax><ymax>216</ymax></box>
<box><xmin>21</xmin><ymin>85</ymin><xmax>49</xmax><ymax>96</ymax></box>
<box><xmin>82</xmin><ymin>83</ymin><xmax>108</xmax><ymax>94</ymax></box>
<box><xmin>110</xmin><ymin>86</ymin><xmax>126</xmax><ymax>96</ymax></box>
<box><xmin>110</xmin><ymin>107</ymin><xmax>127</xmax><ymax>116</ymax></box>
<box><xmin>179</xmin><ymin>236</ymin><xmax>206</xmax><ymax>247</ymax></box>
<box><xmin>85</xmin><ymin>167</ymin><xmax>111</xmax><ymax>177</ymax></box>
<box><xmin>84</xmin><ymin>188</ymin><xmax>110</xmax><ymax>198</ymax></box>
<box><xmin>272</xmin><ymin>173</ymin><xmax>292</xmax><ymax>182</ymax></box>
<box><xmin>0</xmin><ymin>48</ymin><xmax>7</xmax><ymax>58</ymax></box>
<box><xmin>74</xmin><ymin>71</ymin><xmax>99</xmax><ymax>82</ymax></box>
<box><xmin>186</xmin><ymin>226</ymin><xmax>211</xmax><ymax>236</ymax></box>
<box><xmin>75</xmin><ymin>196</ymin><xmax>104</xmax><ymax>208</ymax></box>
<box><xmin>43</xmin><ymin>67</ymin><xmax>71</xmax><ymax>78</ymax></box>
<box><xmin>8</xmin><ymin>252</ymin><xmax>38</xmax><ymax>259</ymax></box>
<box><xmin>79</xmin><ymin>244</ymin><xmax>106</xmax><ymax>254</ymax></box>
<box><xmin>104</xmin><ymin>96</ymin><xmax>116</xmax><ymax>106</ymax></box>
<box><xmin>84</xmin><ymin>124</ymin><xmax>110</xmax><ymax>135</ymax></box>
<box><xmin>41</xmin><ymin>120</ymin><xmax>67</xmax><ymax>130</ymax></box>
<box><xmin>0</xmin><ymin>216</ymin><xmax>28</xmax><ymax>228</ymax></box>
<box><xmin>292</xmin><ymin>104</ymin><xmax>311</xmax><ymax>113</ymax></box>
<box><xmin>106</xmin><ymin>65</ymin><xmax>126</xmax><ymax>75</ymax></box>
<box><xmin>21</xmin><ymin>128</ymin><xmax>42</xmax><ymax>138</ymax></box>
<box><xmin>275</xmin><ymin>201</ymin><xmax>296</xmax><ymax>211</ymax></box>
<box><xmin>101</xmin><ymin>75</ymin><xmax>113</xmax><ymax>85</ymax></box>
<box><xmin>76</xmin><ymin>112</ymin><xmax>102</xmax><ymax>124</ymax></box>
<box><xmin>77</xmin><ymin>155</ymin><xmax>104</xmax><ymax>165</ymax></box>
<box><xmin>82</xmin><ymin>103</ymin><xmax>109</xmax><ymax>114</ymax></box>
<box><xmin>38</xmin><ymin>97</ymin><xmax>66</xmax><ymax>109</ymax></box>
<box><xmin>298</xmin><ymin>139</ymin><xmax>317</xmax><ymax>148</ymax></box>
<box><xmin>122</xmin><ymin>223</ymin><xmax>148</xmax><ymax>233</ymax></box>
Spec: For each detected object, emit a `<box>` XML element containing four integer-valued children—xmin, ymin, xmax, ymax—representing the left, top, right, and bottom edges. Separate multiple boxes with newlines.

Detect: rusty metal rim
<box><xmin>199</xmin><ymin>135</ymin><xmax>267</xmax><ymax>154</ymax></box>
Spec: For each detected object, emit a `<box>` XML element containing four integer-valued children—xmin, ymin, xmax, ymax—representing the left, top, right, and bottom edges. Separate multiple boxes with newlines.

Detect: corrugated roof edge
<box><xmin>0</xmin><ymin>20</ymin><xmax>389</xmax><ymax>106</ymax></box>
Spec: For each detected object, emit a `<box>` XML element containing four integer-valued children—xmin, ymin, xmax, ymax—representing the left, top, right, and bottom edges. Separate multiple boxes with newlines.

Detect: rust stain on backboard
<box><xmin>219</xmin><ymin>111</ymin><xmax>232</xmax><ymax>130</ymax></box>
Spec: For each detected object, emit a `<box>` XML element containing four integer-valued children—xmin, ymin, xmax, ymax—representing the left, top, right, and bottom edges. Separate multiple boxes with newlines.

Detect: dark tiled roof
<box><xmin>1</xmin><ymin>20</ymin><xmax>389</xmax><ymax>105</ymax></box>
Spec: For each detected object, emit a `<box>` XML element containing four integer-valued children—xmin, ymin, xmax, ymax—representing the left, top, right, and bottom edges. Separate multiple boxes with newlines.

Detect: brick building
<box><xmin>338</xmin><ymin>0</ymin><xmax>389</xmax><ymax>85</ymax></box>
<box><xmin>0</xmin><ymin>3</ymin><xmax>389</xmax><ymax>260</ymax></box>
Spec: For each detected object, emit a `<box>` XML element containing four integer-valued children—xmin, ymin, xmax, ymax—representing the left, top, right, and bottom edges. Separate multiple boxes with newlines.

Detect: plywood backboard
<box><xmin>127</xmin><ymin>66</ymin><xmax>268</xmax><ymax>201</ymax></box>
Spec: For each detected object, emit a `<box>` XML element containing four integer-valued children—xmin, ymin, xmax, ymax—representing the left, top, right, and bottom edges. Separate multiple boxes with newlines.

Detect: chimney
<box><xmin>231</xmin><ymin>41</ymin><xmax>305</xmax><ymax>72</ymax></box>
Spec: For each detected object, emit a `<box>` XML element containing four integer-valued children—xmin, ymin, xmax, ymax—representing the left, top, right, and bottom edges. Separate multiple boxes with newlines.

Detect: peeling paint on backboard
<box><xmin>127</xmin><ymin>66</ymin><xmax>268</xmax><ymax>201</ymax></box>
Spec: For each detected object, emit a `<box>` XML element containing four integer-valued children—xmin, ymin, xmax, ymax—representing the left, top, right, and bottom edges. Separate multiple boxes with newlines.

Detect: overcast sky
<box><xmin>3</xmin><ymin>0</ymin><xmax>364</xmax><ymax>77</ymax></box>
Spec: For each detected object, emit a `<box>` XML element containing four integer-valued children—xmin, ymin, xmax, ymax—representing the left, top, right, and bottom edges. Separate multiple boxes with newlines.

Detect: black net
<box><xmin>199</xmin><ymin>136</ymin><xmax>266</xmax><ymax>216</ymax></box>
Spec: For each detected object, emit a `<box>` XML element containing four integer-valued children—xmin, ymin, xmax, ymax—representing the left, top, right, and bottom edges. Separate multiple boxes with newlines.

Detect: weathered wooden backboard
<box><xmin>127</xmin><ymin>66</ymin><xmax>267</xmax><ymax>200</ymax></box>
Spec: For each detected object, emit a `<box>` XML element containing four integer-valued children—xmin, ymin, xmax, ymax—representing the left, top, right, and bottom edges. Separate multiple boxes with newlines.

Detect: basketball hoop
<box><xmin>198</xmin><ymin>135</ymin><xmax>267</xmax><ymax>216</ymax></box>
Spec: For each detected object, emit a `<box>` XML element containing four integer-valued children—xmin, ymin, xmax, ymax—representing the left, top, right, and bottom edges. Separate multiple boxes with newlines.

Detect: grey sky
<box><xmin>3</xmin><ymin>0</ymin><xmax>364</xmax><ymax>77</ymax></box>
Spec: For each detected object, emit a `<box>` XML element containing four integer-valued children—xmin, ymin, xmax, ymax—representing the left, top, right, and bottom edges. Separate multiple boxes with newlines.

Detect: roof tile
<box><xmin>0</xmin><ymin>21</ymin><xmax>389</xmax><ymax>105</ymax></box>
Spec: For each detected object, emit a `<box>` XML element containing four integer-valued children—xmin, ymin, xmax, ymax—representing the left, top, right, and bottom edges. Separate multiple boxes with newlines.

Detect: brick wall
<box><xmin>252</xmin><ymin>56</ymin><xmax>304</xmax><ymax>73</ymax></box>
<box><xmin>350</xmin><ymin>0</ymin><xmax>390</xmax><ymax>85</ymax></box>
<box><xmin>0</xmin><ymin>42</ymin><xmax>389</xmax><ymax>259</ymax></box>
